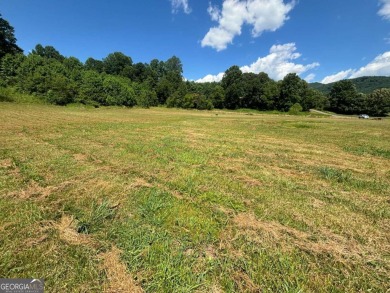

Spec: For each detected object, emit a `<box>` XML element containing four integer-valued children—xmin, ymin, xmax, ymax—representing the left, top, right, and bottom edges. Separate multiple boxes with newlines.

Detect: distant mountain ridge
<box><xmin>309</xmin><ymin>76</ymin><xmax>390</xmax><ymax>94</ymax></box>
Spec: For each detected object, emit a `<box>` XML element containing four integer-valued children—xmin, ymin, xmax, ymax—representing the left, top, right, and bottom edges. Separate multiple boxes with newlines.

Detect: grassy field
<box><xmin>0</xmin><ymin>103</ymin><xmax>389</xmax><ymax>292</ymax></box>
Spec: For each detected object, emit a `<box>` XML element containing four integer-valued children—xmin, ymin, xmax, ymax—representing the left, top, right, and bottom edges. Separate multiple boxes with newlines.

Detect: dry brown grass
<box><xmin>128</xmin><ymin>178</ymin><xmax>153</xmax><ymax>189</ymax></box>
<box><xmin>55</xmin><ymin>215</ymin><xmax>93</xmax><ymax>246</ymax></box>
<box><xmin>232</xmin><ymin>271</ymin><xmax>261</xmax><ymax>293</ymax></box>
<box><xmin>232</xmin><ymin>212</ymin><xmax>385</xmax><ymax>263</ymax></box>
<box><xmin>7</xmin><ymin>180</ymin><xmax>74</xmax><ymax>200</ymax></box>
<box><xmin>100</xmin><ymin>246</ymin><xmax>143</xmax><ymax>293</ymax></box>
<box><xmin>73</xmin><ymin>153</ymin><xmax>89</xmax><ymax>162</ymax></box>
<box><xmin>0</xmin><ymin>159</ymin><xmax>13</xmax><ymax>168</ymax></box>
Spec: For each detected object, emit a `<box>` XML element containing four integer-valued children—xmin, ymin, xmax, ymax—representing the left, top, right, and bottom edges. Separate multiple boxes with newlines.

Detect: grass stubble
<box><xmin>0</xmin><ymin>103</ymin><xmax>389</xmax><ymax>292</ymax></box>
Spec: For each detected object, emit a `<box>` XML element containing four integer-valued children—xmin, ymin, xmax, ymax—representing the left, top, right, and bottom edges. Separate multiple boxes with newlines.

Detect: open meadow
<box><xmin>0</xmin><ymin>103</ymin><xmax>389</xmax><ymax>292</ymax></box>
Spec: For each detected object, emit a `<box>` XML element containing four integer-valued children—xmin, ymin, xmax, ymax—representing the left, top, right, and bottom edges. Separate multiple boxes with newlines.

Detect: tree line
<box><xmin>0</xmin><ymin>14</ymin><xmax>389</xmax><ymax>116</ymax></box>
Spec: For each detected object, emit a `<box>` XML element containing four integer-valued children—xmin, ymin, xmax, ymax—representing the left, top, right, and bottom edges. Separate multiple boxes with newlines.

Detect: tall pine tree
<box><xmin>0</xmin><ymin>14</ymin><xmax>22</xmax><ymax>59</ymax></box>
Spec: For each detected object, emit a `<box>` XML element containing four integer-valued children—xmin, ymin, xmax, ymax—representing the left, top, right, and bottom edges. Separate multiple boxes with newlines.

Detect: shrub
<box><xmin>0</xmin><ymin>87</ymin><xmax>14</xmax><ymax>102</ymax></box>
<box><xmin>103</xmin><ymin>75</ymin><xmax>136</xmax><ymax>107</ymax></box>
<box><xmin>181</xmin><ymin>93</ymin><xmax>213</xmax><ymax>110</ymax></box>
<box><xmin>79</xmin><ymin>70</ymin><xmax>106</xmax><ymax>104</ymax></box>
<box><xmin>288</xmin><ymin>103</ymin><xmax>303</xmax><ymax>115</ymax></box>
<box><xmin>134</xmin><ymin>84</ymin><xmax>158</xmax><ymax>108</ymax></box>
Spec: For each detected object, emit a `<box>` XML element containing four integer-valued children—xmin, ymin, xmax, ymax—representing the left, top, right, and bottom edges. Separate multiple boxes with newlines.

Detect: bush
<box><xmin>79</xmin><ymin>70</ymin><xmax>105</xmax><ymax>104</ymax></box>
<box><xmin>0</xmin><ymin>87</ymin><xmax>14</xmax><ymax>102</ymax></box>
<box><xmin>288</xmin><ymin>103</ymin><xmax>303</xmax><ymax>115</ymax></box>
<box><xmin>185</xmin><ymin>93</ymin><xmax>213</xmax><ymax>110</ymax></box>
<box><xmin>167</xmin><ymin>93</ymin><xmax>213</xmax><ymax>110</ymax></box>
<box><xmin>45</xmin><ymin>74</ymin><xmax>77</xmax><ymax>105</ymax></box>
<box><xmin>0</xmin><ymin>53</ymin><xmax>26</xmax><ymax>86</ymax></box>
<box><xmin>134</xmin><ymin>84</ymin><xmax>158</xmax><ymax>108</ymax></box>
<box><xmin>103</xmin><ymin>75</ymin><xmax>136</xmax><ymax>107</ymax></box>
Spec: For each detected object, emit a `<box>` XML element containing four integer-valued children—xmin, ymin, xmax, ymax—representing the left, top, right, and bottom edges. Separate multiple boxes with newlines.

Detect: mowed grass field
<box><xmin>0</xmin><ymin>103</ymin><xmax>389</xmax><ymax>292</ymax></box>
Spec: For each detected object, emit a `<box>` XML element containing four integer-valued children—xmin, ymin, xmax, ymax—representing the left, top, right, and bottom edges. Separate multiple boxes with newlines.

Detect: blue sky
<box><xmin>1</xmin><ymin>0</ymin><xmax>389</xmax><ymax>83</ymax></box>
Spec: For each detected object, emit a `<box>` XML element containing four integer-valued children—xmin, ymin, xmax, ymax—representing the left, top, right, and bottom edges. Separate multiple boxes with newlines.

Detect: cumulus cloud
<box><xmin>321</xmin><ymin>52</ymin><xmax>390</xmax><ymax>84</ymax></box>
<box><xmin>201</xmin><ymin>0</ymin><xmax>295</xmax><ymax>51</ymax></box>
<box><xmin>171</xmin><ymin>0</ymin><xmax>191</xmax><ymax>14</ymax></box>
<box><xmin>304</xmin><ymin>73</ymin><xmax>316</xmax><ymax>83</ymax></box>
<box><xmin>321</xmin><ymin>70</ymin><xmax>355</xmax><ymax>84</ymax></box>
<box><xmin>351</xmin><ymin>52</ymin><xmax>390</xmax><ymax>77</ymax></box>
<box><xmin>196</xmin><ymin>43</ymin><xmax>319</xmax><ymax>82</ymax></box>
<box><xmin>240</xmin><ymin>43</ymin><xmax>319</xmax><ymax>80</ymax></box>
<box><xmin>196</xmin><ymin>72</ymin><xmax>226</xmax><ymax>83</ymax></box>
<box><xmin>379</xmin><ymin>0</ymin><xmax>390</xmax><ymax>20</ymax></box>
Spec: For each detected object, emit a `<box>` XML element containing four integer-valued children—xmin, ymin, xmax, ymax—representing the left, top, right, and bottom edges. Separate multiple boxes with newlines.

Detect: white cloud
<box><xmin>304</xmin><ymin>73</ymin><xmax>316</xmax><ymax>83</ymax></box>
<box><xmin>321</xmin><ymin>51</ymin><xmax>390</xmax><ymax>83</ymax></box>
<box><xmin>240</xmin><ymin>43</ymin><xmax>319</xmax><ymax>80</ymax></box>
<box><xmin>196</xmin><ymin>72</ymin><xmax>226</xmax><ymax>83</ymax></box>
<box><xmin>196</xmin><ymin>43</ymin><xmax>319</xmax><ymax>82</ymax></box>
<box><xmin>247</xmin><ymin>0</ymin><xmax>296</xmax><ymax>37</ymax></box>
<box><xmin>321</xmin><ymin>70</ymin><xmax>355</xmax><ymax>84</ymax></box>
<box><xmin>351</xmin><ymin>51</ymin><xmax>390</xmax><ymax>77</ymax></box>
<box><xmin>379</xmin><ymin>0</ymin><xmax>390</xmax><ymax>20</ymax></box>
<box><xmin>201</xmin><ymin>0</ymin><xmax>295</xmax><ymax>51</ymax></box>
<box><xmin>171</xmin><ymin>0</ymin><xmax>191</xmax><ymax>14</ymax></box>
<box><xmin>207</xmin><ymin>2</ymin><xmax>221</xmax><ymax>21</ymax></box>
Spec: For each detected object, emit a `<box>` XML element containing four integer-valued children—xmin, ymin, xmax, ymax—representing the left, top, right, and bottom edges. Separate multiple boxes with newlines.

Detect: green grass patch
<box><xmin>0</xmin><ymin>104</ymin><xmax>389</xmax><ymax>292</ymax></box>
<box><xmin>344</xmin><ymin>145</ymin><xmax>390</xmax><ymax>159</ymax></box>
<box><xmin>318</xmin><ymin>166</ymin><xmax>352</xmax><ymax>183</ymax></box>
<box><xmin>77</xmin><ymin>199</ymin><xmax>117</xmax><ymax>234</ymax></box>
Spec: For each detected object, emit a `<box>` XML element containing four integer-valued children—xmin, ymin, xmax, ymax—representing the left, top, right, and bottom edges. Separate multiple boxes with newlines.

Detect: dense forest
<box><xmin>1</xmin><ymin>14</ymin><xmax>389</xmax><ymax>116</ymax></box>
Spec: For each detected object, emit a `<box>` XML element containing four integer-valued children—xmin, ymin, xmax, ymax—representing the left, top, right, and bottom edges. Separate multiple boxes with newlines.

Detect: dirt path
<box><xmin>310</xmin><ymin>109</ymin><xmax>355</xmax><ymax>119</ymax></box>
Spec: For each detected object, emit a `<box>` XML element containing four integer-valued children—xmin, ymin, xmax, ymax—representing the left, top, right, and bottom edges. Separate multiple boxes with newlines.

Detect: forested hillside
<box><xmin>310</xmin><ymin>76</ymin><xmax>390</xmax><ymax>94</ymax></box>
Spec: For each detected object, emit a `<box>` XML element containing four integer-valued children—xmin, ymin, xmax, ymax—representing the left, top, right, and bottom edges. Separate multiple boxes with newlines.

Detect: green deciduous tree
<box><xmin>165</xmin><ymin>56</ymin><xmax>183</xmax><ymax>75</ymax></box>
<box><xmin>15</xmin><ymin>54</ymin><xmax>78</xmax><ymax>104</ymax></box>
<box><xmin>221</xmin><ymin>66</ymin><xmax>243</xmax><ymax>109</ymax></box>
<box><xmin>301</xmin><ymin>88</ymin><xmax>328</xmax><ymax>111</ymax></box>
<box><xmin>63</xmin><ymin>57</ymin><xmax>83</xmax><ymax>83</ymax></box>
<box><xmin>16</xmin><ymin>54</ymin><xmax>46</xmax><ymax>93</ymax></box>
<box><xmin>134</xmin><ymin>82</ymin><xmax>158</xmax><ymax>108</ymax></box>
<box><xmin>156</xmin><ymin>77</ymin><xmax>174</xmax><ymax>104</ymax></box>
<box><xmin>103</xmin><ymin>75</ymin><xmax>136</xmax><ymax>107</ymax></box>
<box><xmin>166</xmin><ymin>83</ymin><xmax>188</xmax><ymax>108</ymax></box>
<box><xmin>169</xmin><ymin>92</ymin><xmax>213</xmax><ymax>110</ymax></box>
<box><xmin>163</xmin><ymin>56</ymin><xmax>184</xmax><ymax>93</ymax></box>
<box><xmin>84</xmin><ymin>57</ymin><xmax>104</xmax><ymax>73</ymax></box>
<box><xmin>150</xmin><ymin>59</ymin><xmax>166</xmax><ymax>81</ymax></box>
<box><xmin>329</xmin><ymin>80</ymin><xmax>363</xmax><ymax>114</ymax></box>
<box><xmin>45</xmin><ymin>74</ymin><xmax>77</xmax><ymax>105</ymax></box>
<box><xmin>189</xmin><ymin>93</ymin><xmax>213</xmax><ymax>110</ymax></box>
<box><xmin>365</xmin><ymin>88</ymin><xmax>390</xmax><ymax>117</ymax></box>
<box><xmin>129</xmin><ymin>62</ymin><xmax>149</xmax><ymax>83</ymax></box>
<box><xmin>103</xmin><ymin>52</ymin><xmax>132</xmax><ymax>76</ymax></box>
<box><xmin>32</xmin><ymin>44</ymin><xmax>64</xmax><ymax>61</ymax></box>
<box><xmin>79</xmin><ymin>70</ymin><xmax>105</xmax><ymax>104</ymax></box>
<box><xmin>241</xmin><ymin>72</ymin><xmax>278</xmax><ymax>110</ymax></box>
<box><xmin>278</xmin><ymin>73</ymin><xmax>307</xmax><ymax>111</ymax></box>
<box><xmin>210</xmin><ymin>85</ymin><xmax>225</xmax><ymax>109</ymax></box>
<box><xmin>0</xmin><ymin>53</ymin><xmax>25</xmax><ymax>86</ymax></box>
